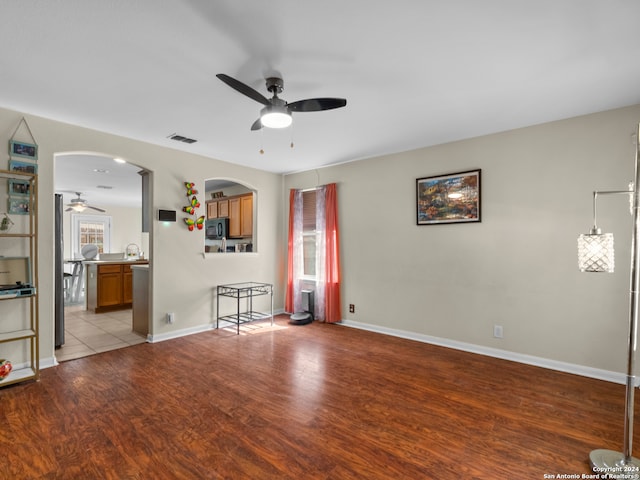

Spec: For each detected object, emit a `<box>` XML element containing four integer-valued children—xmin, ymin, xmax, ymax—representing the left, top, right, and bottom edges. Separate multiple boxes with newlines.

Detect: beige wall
<box><xmin>0</xmin><ymin>106</ymin><xmax>285</xmax><ymax>367</ymax></box>
<box><xmin>62</xmin><ymin>206</ymin><xmax>143</xmax><ymax>260</ymax></box>
<box><xmin>285</xmin><ymin>104</ymin><xmax>640</xmax><ymax>379</ymax></box>
<box><xmin>3</xmin><ymin>101</ymin><xmax>639</xmax><ymax>382</ymax></box>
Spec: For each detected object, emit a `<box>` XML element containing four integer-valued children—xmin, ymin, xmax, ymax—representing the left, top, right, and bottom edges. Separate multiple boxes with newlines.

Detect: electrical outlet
<box><xmin>167</xmin><ymin>312</ymin><xmax>175</xmax><ymax>324</ymax></box>
<box><xmin>493</xmin><ymin>325</ymin><xmax>503</xmax><ymax>338</ymax></box>
<box><xmin>349</xmin><ymin>304</ymin><xmax>355</xmax><ymax>313</ymax></box>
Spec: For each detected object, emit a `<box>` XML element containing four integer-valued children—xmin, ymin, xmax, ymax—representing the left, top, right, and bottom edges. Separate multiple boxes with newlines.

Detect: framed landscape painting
<box><xmin>416</xmin><ymin>169</ymin><xmax>481</xmax><ymax>225</ymax></box>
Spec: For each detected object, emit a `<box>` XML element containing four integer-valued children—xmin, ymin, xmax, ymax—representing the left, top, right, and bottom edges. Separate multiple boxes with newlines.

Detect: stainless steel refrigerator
<box><xmin>54</xmin><ymin>194</ymin><xmax>65</xmax><ymax>347</ymax></box>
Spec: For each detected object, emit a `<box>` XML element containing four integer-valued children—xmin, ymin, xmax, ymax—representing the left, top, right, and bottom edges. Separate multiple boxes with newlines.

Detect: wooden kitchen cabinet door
<box><xmin>98</xmin><ymin>268</ymin><xmax>123</xmax><ymax>307</ymax></box>
<box><xmin>228</xmin><ymin>197</ymin><xmax>241</xmax><ymax>237</ymax></box>
<box><xmin>123</xmin><ymin>266</ymin><xmax>133</xmax><ymax>304</ymax></box>
<box><xmin>207</xmin><ymin>201</ymin><xmax>218</xmax><ymax>219</ymax></box>
<box><xmin>218</xmin><ymin>199</ymin><xmax>229</xmax><ymax>217</ymax></box>
<box><xmin>240</xmin><ymin>194</ymin><xmax>253</xmax><ymax>237</ymax></box>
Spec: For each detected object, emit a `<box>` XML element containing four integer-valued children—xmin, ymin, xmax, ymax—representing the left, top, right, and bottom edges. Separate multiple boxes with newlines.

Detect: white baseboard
<box><xmin>148</xmin><ymin>308</ymin><xmax>286</xmax><ymax>343</ymax></box>
<box><xmin>339</xmin><ymin>319</ymin><xmax>629</xmax><ymax>386</ymax></box>
<box><xmin>41</xmin><ymin>356</ymin><xmax>58</xmax><ymax>369</ymax></box>
<box><xmin>147</xmin><ymin>323</ymin><xmax>215</xmax><ymax>343</ymax></box>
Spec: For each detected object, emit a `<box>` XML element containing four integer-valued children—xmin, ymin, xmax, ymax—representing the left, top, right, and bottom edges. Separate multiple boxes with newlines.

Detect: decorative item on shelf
<box><xmin>0</xmin><ymin>359</ymin><xmax>12</xmax><ymax>381</ymax></box>
<box><xmin>211</xmin><ymin>191</ymin><xmax>224</xmax><ymax>199</ymax></box>
<box><xmin>126</xmin><ymin>243</ymin><xmax>141</xmax><ymax>260</ymax></box>
<box><xmin>0</xmin><ymin>213</ymin><xmax>14</xmax><ymax>232</ymax></box>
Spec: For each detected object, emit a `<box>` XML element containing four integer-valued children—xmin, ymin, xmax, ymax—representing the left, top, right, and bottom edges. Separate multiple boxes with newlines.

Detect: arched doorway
<box><xmin>53</xmin><ymin>152</ymin><xmax>151</xmax><ymax>361</ymax></box>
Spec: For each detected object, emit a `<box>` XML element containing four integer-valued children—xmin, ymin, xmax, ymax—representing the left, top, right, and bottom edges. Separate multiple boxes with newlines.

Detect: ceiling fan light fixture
<box><xmin>260</xmin><ymin>105</ymin><xmax>292</xmax><ymax>129</ymax></box>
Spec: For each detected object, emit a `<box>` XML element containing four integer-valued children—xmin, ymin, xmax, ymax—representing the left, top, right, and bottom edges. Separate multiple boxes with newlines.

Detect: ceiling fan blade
<box><xmin>65</xmin><ymin>207</ymin><xmax>72</xmax><ymax>212</ymax></box>
<box><xmin>287</xmin><ymin>98</ymin><xmax>347</xmax><ymax>112</ymax></box>
<box><xmin>217</xmin><ymin>74</ymin><xmax>270</xmax><ymax>106</ymax></box>
<box><xmin>87</xmin><ymin>205</ymin><xmax>106</xmax><ymax>213</ymax></box>
<box><xmin>250</xmin><ymin>118</ymin><xmax>263</xmax><ymax>131</ymax></box>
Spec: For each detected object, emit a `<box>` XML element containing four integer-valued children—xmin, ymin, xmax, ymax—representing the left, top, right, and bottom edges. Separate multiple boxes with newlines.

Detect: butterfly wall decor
<box><xmin>182</xmin><ymin>181</ymin><xmax>203</xmax><ymax>231</ymax></box>
<box><xmin>185</xmin><ymin>182</ymin><xmax>198</xmax><ymax>196</ymax></box>
<box><xmin>184</xmin><ymin>216</ymin><xmax>205</xmax><ymax>231</ymax></box>
<box><xmin>182</xmin><ymin>195</ymin><xmax>201</xmax><ymax>215</ymax></box>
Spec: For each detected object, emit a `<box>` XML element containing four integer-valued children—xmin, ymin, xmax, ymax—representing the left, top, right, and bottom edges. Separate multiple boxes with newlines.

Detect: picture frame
<box><xmin>9</xmin><ymin>140</ymin><xmax>38</xmax><ymax>161</ymax></box>
<box><xmin>8</xmin><ymin>159</ymin><xmax>37</xmax><ymax>175</ymax></box>
<box><xmin>8</xmin><ymin>179</ymin><xmax>30</xmax><ymax>197</ymax></box>
<box><xmin>416</xmin><ymin>169</ymin><xmax>481</xmax><ymax>225</ymax></box>
<box><xmin>8</xmin><ymin>197</ymin><xmax>30</xmax><ymax>215</ymax></box>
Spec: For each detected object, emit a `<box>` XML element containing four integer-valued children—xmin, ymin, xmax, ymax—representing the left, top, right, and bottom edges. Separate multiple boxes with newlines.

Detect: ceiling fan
<box><xmin>216</xmin><ymin>73</ymin><xmax>347</xmax><ymax>130</ymax></box>
<box><xmin>65</xmin><ymin>192</ymin><xmax>106</xmax><ymax>213</ymax></box>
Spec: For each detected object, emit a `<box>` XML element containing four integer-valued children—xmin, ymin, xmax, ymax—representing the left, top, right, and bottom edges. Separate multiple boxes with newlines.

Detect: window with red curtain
<box><xmin>286</xmin><ymin>184</ymin><xmax>342</xmax><ymax>323</ymax></box>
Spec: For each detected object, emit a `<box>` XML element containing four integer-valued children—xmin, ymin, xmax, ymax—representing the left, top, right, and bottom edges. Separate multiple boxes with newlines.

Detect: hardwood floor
<box><xmin>0</xmin><ymin>315</ymin><xmax>636</xmax><ymax>479</ymax></box>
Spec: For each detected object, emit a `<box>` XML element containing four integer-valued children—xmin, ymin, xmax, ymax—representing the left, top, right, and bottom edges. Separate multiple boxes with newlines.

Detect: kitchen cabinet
<box><xmin>97</xmin><ymin>264</ymin><xmax>122</xmax><ymax>307</ymax></box>
<box><xmin>86</xmin><ymin>261</ymin><xmax>148</xmax><ymax>313</ymax></box>
<box><xmin>206</xmin><ymin>199</ymin><xmax>229</xmax><ymax>219</ymax></box>
<box><xmin>228</xmin><ymin>197</ymin><xmax>240</xmax><ymax>236</ymax></box>
<box><xmin>123</xmin><ymin>267</ymin><xmax>133</xmax><ymax>304</ymax></box>
<box><xmin>207</xmin><ymin>200</ymin><xmax>218</xmax><ymax>219</ymax></box>
<box><xmin>0</xmin><ymin>169</ymin><xmax>39</xmax><ymax>387</ymax></box>
<box><xmin>218</xmin><ymin>199</ymin><xmax>229</xmax><ymax>218</ymax></box>
<box><xmin>240</xmin><ymin>194</ymin><xmax>253</xmax><ymax>237</ymax></box>
<box><xmin>228</xmin><ymin>193</ymin><xmax>253</xmax><ymax>238</ymax></box>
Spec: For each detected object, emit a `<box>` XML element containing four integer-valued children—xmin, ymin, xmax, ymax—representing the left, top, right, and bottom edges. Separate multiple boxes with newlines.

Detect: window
<box><xmin>302</xmin><ymin>190</ymin><xmax>317</xmax><ymax>277</ymax></box>
<box><xmin>71</xmin><ymin>214</ymin><xmax>111</xmax><ymax>257</ymax></box>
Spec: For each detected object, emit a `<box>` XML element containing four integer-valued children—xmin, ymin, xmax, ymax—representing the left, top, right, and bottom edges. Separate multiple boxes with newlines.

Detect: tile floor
<box><xmin>55</xmin><ymin>305</ymin><xmax>146</xmax><ymax>362</ymax></box>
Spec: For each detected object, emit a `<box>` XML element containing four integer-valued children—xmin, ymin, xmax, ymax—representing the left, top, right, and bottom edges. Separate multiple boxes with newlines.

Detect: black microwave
<box><xmin>205</xmin><ymin>218</ymin><xmax>228</xmax><ymax>239</ymax></box>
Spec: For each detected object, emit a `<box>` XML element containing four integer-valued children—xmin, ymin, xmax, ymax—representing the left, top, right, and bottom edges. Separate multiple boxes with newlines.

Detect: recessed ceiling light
<box><xmin>114</xmin><ymin>157</ymin><xmax>126</xmax><ymax>164</ymax></box>
<box><xmin>96</xmin><ymin>185</ymin><xmax>113</xmax><ymax>189</ymax></box>
<box><xmin>93</xmin><ymin>168</ymin><xmax>109</xmax><ymax>174</ymax></box>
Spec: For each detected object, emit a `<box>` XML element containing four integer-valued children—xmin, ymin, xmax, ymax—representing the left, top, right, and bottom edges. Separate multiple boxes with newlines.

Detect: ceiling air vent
<box><xmin>167</xmin><ymin>133</ymin><xmax>197</xmax><ymax>144</ymax></box>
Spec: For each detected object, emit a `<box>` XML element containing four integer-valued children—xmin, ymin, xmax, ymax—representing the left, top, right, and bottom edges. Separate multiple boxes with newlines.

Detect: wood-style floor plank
<box><xmin>0</xmin><ymin>315</ymin><xmax>636</xmax><ymax>479</ymax></box>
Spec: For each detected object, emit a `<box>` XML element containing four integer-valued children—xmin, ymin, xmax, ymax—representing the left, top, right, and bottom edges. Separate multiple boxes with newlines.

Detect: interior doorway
<box><xmin>54</xmin><ymin>152</ymin><xmax>151</xmax><ymax>362</ymax></box>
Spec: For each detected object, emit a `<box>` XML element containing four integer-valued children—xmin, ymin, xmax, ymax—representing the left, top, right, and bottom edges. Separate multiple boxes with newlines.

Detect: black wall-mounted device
<box><xmin>158</xmin><ymin>209</ymin><xmax>177</xmax><ymax>222</ymax></box>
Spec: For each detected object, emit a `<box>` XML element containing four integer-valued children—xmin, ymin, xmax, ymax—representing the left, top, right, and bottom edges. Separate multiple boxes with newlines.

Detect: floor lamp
<box><xmin>578</xmin><ymin>124</ymin><xmax>640</xmax><ymax>478</ymax></box>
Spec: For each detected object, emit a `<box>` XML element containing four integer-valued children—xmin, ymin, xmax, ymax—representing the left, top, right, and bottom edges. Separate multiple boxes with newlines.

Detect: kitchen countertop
<box><xmin>82</xmin><ymin>259</ymin><xmax>149</xmax><ymax>265</ymax></box>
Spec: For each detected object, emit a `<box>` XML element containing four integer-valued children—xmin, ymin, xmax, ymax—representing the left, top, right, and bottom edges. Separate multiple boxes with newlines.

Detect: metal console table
<box><xmin>216</xmin><ymin>282</ymin><xmax>274</xmax><ymax>334</ymax></box>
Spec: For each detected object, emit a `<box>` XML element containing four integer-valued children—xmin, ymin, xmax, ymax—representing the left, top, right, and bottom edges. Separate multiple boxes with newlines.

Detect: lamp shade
<box><xmin>260</xmin><ymin>105</ymin><xmax>292</xmax><ymax>129</ymax></box>
<box><xmin>578</xmin><ymin>231</ymin><xmax>614</xmax><ymax>273</ymax></box>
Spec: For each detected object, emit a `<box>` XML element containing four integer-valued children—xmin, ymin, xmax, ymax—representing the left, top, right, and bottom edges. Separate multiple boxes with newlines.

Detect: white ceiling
<box><xmin>54</xmin><ymin>154</ymin><xmax>143</xmax><ymax>209</ymax></box>
<box><xmin>3</xmin><ymin>1</ymin><xmax>640</xmax><ymax>205</ymax></box>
